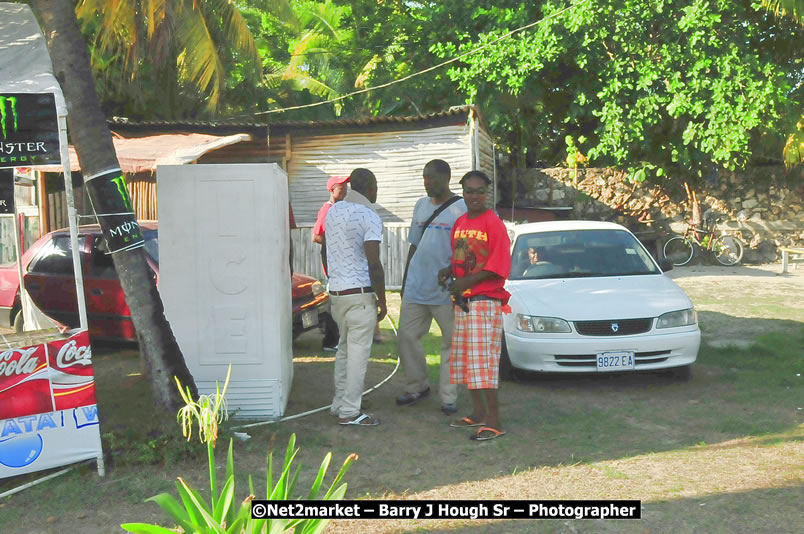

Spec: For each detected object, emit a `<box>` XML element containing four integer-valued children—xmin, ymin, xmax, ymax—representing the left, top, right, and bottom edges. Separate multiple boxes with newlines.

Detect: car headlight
<box><xmin>516</xmin><ymin>314</ymin><xmax>572</xmax><ymax>333</ymax></box>
<box><xmin>656</xmin><ymin>308</ymin><xmax>697</xmax><ymax>329</ymax></box>
<box><xmin>311</xmin><ymin>281</ymin><xmax>325</xmax><ymax>296</ymax></box>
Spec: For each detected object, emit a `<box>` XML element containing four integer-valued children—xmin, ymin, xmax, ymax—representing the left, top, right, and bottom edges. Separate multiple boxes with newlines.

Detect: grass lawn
<box><xmin>1</xmin><ymin>267</ymin><xmax>802</xmax><ymax>533</ymax></box>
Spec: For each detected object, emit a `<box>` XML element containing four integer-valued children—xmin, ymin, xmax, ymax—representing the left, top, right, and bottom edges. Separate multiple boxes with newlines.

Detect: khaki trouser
<box><xmin>397</xmin><ymin>300</ymin><xmax>457</xmax><ymax>405</ymax></box>
<box><xmin>330</xmin><ymin>292</ymin><xmax>377</xmax><ymax>419</ymax></box>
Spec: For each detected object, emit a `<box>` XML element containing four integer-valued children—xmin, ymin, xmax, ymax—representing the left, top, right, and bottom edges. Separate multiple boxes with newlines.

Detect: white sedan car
<box><xmin>502</xmin><ymin>221</ymin><xmax>700</xmax><ymax>380</ymax></box>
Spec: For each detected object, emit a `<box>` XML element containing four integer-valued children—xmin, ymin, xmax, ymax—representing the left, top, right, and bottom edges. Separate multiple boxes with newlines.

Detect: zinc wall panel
<box><xmin>292</xmin><ymin>223</ymin><xmax>409</xmax><ymax>289</ymax></box>
<box><xmin>287</xmin><ymin>125</ymin><xmax>474</xmax><ymax>225</ymax></box>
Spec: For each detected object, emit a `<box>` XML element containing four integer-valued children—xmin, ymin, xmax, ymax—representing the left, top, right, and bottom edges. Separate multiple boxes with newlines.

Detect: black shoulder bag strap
<box><xmin>417</xmin><ymin>195</ymin><xmax>462</xmax><ymax>245</ymax></box>
<box><xmin>401</xmin><ymin>195</ymin><xmax>462</xmax><ymax>295</ymax></box>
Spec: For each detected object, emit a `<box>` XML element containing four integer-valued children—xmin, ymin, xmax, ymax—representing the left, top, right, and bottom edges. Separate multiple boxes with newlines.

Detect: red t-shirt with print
<box><xmin>450</xmin><ymin>209</ymin><xmax>511</xmax><ymax>303</ymax></box>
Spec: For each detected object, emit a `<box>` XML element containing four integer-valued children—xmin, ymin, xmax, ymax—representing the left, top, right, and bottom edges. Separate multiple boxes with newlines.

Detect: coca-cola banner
<box><xmin>0</xmin><ymin>330</ymin><xmax>103</xmax><ymax>478</ymax></box>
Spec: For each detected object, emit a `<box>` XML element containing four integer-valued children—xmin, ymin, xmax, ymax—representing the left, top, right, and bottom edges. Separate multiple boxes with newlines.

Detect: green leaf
<box><xmin>323</xmin><ymin>455</ymin><xmax>356</xmax><ymax>499</ymax></box>
<box><xmin>306</xmin><ymin>452</ymin><xmax>332</xmax><ymax>500</ymax></box>
<box><xmin>120</xmin><ymin>524</ymin><xmax>180</xmax><ymax>534</ymax></box>
<box><xmin>266</xmin><ymin>449</ymin><xmax>273</xmax><ymax>500</ymax></box>
<box><xmin>175</xmin><ymin>479</ymin><xmax>204</xmax><ymax>527</ymax></box>
<box><xmin>268</xmin><ymin>518</ymin><xmax>291</xmax><ymax>534</ymax></box>
<box><xmin>213</xmin><ymin>475</ymin><xmax>236</xmax><ymax>525</ymax></box>
<box><xmin>178</xmin><ymin>477</ymin><xmax>225</xmax><ymax>533</ymax></box>
<box><xmin>143</xmin><ymin>493</ymin><xmax>193</xmax><ymax>532</ymax></box>
<box><xmin>226</xmin><ymin>438</ymin><xmax>235</xmax><ymax>482</ymax></box>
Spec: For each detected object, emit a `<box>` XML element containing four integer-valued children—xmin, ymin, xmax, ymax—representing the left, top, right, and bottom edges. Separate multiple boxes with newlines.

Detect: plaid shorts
<box><xmin>450</xmin><ymin>299</ymin><xmax>503</xmax><ymax>389</ymax></box>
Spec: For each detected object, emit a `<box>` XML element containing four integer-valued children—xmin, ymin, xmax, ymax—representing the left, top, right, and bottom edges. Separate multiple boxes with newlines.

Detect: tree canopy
<box><xmin>432</xmin><ymin>0</ymin><xmax>803</xmax><ymax>179</ymax></box>
<box><xmin>73</xmin><ymin>0</ymin><xmax>803</xmax><ymax>178</ymax></box>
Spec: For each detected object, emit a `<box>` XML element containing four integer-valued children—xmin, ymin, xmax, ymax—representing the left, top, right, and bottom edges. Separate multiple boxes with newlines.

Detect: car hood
<box><xmin>506</xmin><ymin>274</ymin><xmax>693</xmax><ymax>320</ymax></box>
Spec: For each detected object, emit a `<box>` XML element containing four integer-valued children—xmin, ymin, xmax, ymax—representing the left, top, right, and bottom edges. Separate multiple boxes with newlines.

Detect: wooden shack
<box><xmin>25</xmin><ymin>106</ymin><xmax>495</xmax><ymax>286</ymax></box>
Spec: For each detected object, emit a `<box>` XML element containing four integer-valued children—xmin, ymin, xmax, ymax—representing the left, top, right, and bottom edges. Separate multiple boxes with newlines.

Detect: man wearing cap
<box><xmin>312</xmin><ymin>175</ymin><xmax>350</xmax><ymax>267</ymax></box>
<box><xmin>324</xmin><ymin>168</ymin><xmax>386</xmax><ymax>426</ymax></box>
<box><xmin>313</xmin><ymin>175</ymin><xmax>350</xmax><ymax>351</ymax></box>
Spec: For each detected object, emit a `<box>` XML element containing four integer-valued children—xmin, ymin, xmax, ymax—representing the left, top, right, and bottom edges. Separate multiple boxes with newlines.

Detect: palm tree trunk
<box><xmin>30</xmin><ymin>0</ymin><xmax>197</xmax><ymax>411</ymax></box>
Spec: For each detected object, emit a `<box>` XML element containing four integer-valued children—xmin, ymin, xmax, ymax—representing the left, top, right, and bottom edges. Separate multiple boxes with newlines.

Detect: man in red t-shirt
<box><xmin>439</xmin><ymin>170</ymin><xmax>511</xmax><ymax>441</ymax></box>
<box><xmin>312</xmin><ymin>175</ymin><xmax>349</xmax><ymax>351</ymax></box>
<box><xmin>312</xmin><ymin>175</ymin><xmax>350</xmax><ymax>273</ymax></box>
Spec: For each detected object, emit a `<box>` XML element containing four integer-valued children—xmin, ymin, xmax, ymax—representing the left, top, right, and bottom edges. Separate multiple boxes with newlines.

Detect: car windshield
<box><xmin>509</xmin><ymin>229</ymin><xmax>660</xmax><ymax>280</ymax></box>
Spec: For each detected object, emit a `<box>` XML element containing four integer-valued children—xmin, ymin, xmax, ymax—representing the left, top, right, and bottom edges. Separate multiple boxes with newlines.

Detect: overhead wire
<box><xmin>245</xmin><ymin>0</ymin><xmax>588</xmax><ymax>117</ymax></box>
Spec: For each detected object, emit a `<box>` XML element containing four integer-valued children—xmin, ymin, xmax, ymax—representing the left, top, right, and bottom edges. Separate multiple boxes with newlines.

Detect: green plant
<box><xmin>101</xmin><ymin>427</ymin><xmax>205</xmax><ymax>467</ymax></box>
<box><xmin>121</xmin><ymin>366</ymin><xmax>357</xmax><ymax>534</ymax></box>
<box><xmin>565</xmin><ymin>135</ymin><xmax>588</xmax><ymax>183</ymax></box>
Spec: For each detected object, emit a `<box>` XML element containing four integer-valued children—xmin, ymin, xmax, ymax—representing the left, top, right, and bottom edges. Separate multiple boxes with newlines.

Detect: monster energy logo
<box><xmin>0</xmin><ymin>96</ymin><xmax>19</xmax><ymax>139</ymax></box>
<box><xmin>111</xmin><ymin>174</ymin><xmax>134</xmax><ymax>212</ymax></box>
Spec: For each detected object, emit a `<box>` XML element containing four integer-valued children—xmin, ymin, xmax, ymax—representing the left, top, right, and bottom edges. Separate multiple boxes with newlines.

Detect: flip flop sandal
<box><xmin>470</xmin><ymin>426</ymin><xmax>506</xmax><ymax>441</ymax></box>
<box><xmin>339</xmin><ymin>413</ymin><xmax>380</xmax><ymax>426</ymax></box>
<box><xmin>450</xmin><ymin>416</ymin><xmax>485</xmax><ymax>428</ymax></box>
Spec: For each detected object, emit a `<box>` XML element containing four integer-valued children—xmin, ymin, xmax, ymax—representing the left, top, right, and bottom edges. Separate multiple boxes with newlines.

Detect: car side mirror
<box><xmin>659</xmin><ymin>258</ymin><xmax>674</xmax><ymax>272</ymax></box>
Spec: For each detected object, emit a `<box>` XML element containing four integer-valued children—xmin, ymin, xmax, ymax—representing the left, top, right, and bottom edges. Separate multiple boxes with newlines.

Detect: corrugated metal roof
<box><xmin>107</xmin><ymin>105</ymin><xmax>480</xmax><ymax>131</ymax></box>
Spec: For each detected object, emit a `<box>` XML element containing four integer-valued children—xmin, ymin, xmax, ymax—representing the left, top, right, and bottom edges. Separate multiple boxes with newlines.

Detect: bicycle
<box><xmin>663</xmin><ymin>218</ymin><xmax>744</xmax><ymax>266</ymax></box>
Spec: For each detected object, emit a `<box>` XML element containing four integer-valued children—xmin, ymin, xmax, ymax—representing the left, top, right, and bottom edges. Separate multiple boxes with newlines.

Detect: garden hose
<box><xmin>232</xmin><ymin>312</ymin><xmax>401</xmax><ymax>430</ymax></box>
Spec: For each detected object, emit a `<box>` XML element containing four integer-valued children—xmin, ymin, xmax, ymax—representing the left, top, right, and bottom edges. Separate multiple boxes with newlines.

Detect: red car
<box><xmin>0</xmin><ymin>222</ymin><xmax>335</xmax><ymax>344</ymax></box>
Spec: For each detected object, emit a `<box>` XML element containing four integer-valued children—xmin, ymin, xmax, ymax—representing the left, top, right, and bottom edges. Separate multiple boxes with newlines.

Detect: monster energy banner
<box><xmin>0</xmin><ymin>168</ymin><xmax>13</xmax><ymax>214</ymax></box>
<box><xmin>0</xmin><ymin>93</ymin><xmax>60</xmax><ymax>168</ymax></box>
<box><xmin>85</xmin><ymin>168</ymin><xmax>144</xmax><ymax>253</ymax></box>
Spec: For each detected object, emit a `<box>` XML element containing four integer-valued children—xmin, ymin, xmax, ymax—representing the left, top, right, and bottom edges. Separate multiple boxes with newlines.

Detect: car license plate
<box><xmin>302</xmin><ymin>310</ymin><xmax>318</xmax><ymax>329</ymax></box>
<box><xmin>596</xmin><ymin>351</ymin><xmax>635</xmax><ymax>372</ymax></box>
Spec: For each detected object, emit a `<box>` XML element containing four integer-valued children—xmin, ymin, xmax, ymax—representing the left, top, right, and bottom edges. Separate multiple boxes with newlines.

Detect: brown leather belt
<box><xmin>330</xmin><ymin>286</ymin><xmax>374</xmax><ymax>296</ymax></box>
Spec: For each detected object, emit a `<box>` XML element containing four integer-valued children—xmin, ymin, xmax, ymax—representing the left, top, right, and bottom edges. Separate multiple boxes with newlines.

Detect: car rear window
<box><xmin>28</xmin><ymin>236</ymin><xmax>87</xmax><ymax>275</ymax></box>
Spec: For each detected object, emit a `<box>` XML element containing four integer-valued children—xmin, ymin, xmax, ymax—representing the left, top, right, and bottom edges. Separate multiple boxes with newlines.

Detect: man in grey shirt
<box><xmin>396</xmin><ymin>159</ymin><xmax>467</xmax><ymax>415</ymax></box>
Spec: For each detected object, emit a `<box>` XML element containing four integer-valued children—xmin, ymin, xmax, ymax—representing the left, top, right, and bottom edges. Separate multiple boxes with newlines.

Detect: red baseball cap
<box><xmin>327</xmin><ymin>175</ymin><xmax>350</xmax><ymax>191</ymax></box>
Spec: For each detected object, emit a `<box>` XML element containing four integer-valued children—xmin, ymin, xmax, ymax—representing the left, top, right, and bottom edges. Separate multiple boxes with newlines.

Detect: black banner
<box><xmin>0</xmin><ymin>93</ymin><xmax>60</xmax><ymax>168</ymax></box>
<box><xmin>251</xmin><ymin>499</ymin><xmax>642</xmax><ymax>520</ymax></box>
<box><xmin>0</xmin><ymin>168</ymin><xmax>13</xmax><ymax>214</ymax></box>
<box><xmin>85</xmin><ymin>168</ymin><xmax>144</xmax><ymax>253</ymax></box>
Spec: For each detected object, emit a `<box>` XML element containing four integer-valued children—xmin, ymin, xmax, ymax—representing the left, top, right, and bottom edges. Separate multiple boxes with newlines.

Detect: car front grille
<box><xmin>574</xmin><ymin>318</ymin><xmax>653</xmax><ymax>336</ymax></box>
<box><xmin>555</xmin><ymin>350</ymin><xmax>670</xmax><ymax>367</ymax></box>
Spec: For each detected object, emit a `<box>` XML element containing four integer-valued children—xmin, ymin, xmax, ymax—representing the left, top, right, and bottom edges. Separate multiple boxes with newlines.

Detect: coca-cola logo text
<box><xmin>56</xmin><ymin>341</ymin><xmax>91</xmax><ymax>368</ymax></box>
<box><xmin>0</xmin><ymin>347</ymin><xmax>39</xmax><ymax>376</ymax></box>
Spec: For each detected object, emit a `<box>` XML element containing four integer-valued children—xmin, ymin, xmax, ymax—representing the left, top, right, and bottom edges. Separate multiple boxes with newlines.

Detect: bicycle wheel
<box><xmin>663</xmin><ymin>236</ymin><xmax>694</xmax><ymax>266</ymax></box>
<box><xmin>712</xmin><ymin>235</ymin><xmax>743</xmax><ymax>266</ymax></box>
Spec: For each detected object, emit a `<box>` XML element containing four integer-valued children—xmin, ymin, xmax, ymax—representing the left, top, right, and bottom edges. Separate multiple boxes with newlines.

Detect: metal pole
<box><xmin>58</xmin><ymin>114</ymin><xmax>88</xmax><ymax>331</ymax></box>
<box><xmin>11</xmin><ymin>209</ymin><xmax>26</xmax><ymax>330</ymax></box>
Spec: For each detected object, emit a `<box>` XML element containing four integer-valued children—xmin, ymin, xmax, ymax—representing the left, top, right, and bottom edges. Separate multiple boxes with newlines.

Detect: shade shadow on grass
<box><xmin>1</xmin><ymin>294</ymin><xmax>801</xmax><ymax>534</ymax></box>
<box><xmin>410</xmin><ymin>486</ymin><xmax>804</xmax><ymax>534</ymax></box>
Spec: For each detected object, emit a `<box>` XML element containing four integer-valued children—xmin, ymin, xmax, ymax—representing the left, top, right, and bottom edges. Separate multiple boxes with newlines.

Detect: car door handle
<box><xmin>28</xmin><ymin>283</ymin><xmax>40</xmax><ymax>292</ymax></box>
<box><xmin>91</xmin><ymin>288</ymin><xmax>103</xmax><ymax>296</ymax></box>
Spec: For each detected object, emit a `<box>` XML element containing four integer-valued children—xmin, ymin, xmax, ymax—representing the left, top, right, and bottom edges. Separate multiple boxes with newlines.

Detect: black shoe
<box><xmin>440</xmin><ymin>403</ymin><xmax>458</xmax><ymax>415</ymax></box>
<box><xmin>395</xmin><ymin>388</ymin><xmax>431</xmax><ymax>406</ymax></box>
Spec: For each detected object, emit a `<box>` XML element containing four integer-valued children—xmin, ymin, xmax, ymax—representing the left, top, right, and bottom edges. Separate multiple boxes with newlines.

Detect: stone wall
<box><xmin>504</xmin><ymin>166</ymin><xmax>804</xmax><ymax>263</ymax></box>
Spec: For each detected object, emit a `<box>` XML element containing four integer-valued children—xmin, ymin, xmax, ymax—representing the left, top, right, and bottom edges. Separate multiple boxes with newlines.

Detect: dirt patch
<box><xmin>666</xmin><ymin>264</ymin><xmax>804</xmax><ymax>348</ymax></box>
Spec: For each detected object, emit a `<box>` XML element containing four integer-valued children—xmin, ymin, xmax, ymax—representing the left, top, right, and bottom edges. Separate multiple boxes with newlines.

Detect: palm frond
<box><xmin>761</xmin><ymin>0</ymin><xmax>804</xmax><ymax>23</ymax></box>
<box><xmin>202</xmin><ymin>0</ymin><xmax>259</xmax><ymax>61</ymax></box>
<box><xmin>174</xmin><ymin>7</ymin><xmax>224</xmax><ymax>109</ymax></box>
